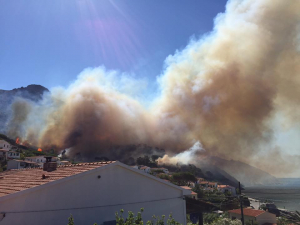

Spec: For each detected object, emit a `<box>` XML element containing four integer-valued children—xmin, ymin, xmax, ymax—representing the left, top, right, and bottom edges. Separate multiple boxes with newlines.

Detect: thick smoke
<box><xmin>6</xmin><ymin>0</ymin><xmax>300</xmax><ymax>176</ymax></box>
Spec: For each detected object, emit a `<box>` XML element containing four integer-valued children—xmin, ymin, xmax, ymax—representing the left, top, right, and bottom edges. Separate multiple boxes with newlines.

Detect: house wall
<box><xmin>256</xmin><ymin>212</ymin><xmax>277</xmax><ymax>225</ymax></box>
<box><xmin>25</xmin><ymin>156</ymin><xmax>46</xmax><ymax>163</ymax></box>
<box><xmin>0</xmin><ymin>164</ymin><xmax>187</xmax><ymax>225</ymax></box>
<box><xmin>229</xmin><ymin>213</ymin><xmax>256</xmax><ymax>224</ymax></box>
<box><xmin>7</xmin><ymin>160</ymin><xmax>20</xmax><ymax>170</ymax></box>
<box><xmin>0</xmin><ymin>141</ymin><xmax>11</xmax><ymax>150</ymax></box>
<box><xmin>7</xmin><ymin>152</ymin><xmax>20</xmax><ymax>159</ymax></box>
<box><xmin>229</xmin><ymin>212</ymin><xmax>276</xmax><ymax>225</ymax></box>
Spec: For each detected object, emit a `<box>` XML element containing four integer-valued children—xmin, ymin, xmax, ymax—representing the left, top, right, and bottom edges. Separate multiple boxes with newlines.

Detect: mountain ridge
<box><xmin>0</xmin><ymin>84</ymin><xmax>49</xmax><ymax>132</ymax></box>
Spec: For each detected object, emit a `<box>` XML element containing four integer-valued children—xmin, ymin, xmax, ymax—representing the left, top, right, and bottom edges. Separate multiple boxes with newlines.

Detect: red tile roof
<box><xmin>199</xmin><ymin>181</ymin><xmax>208</xmax><ymax>184</ymax></box>
<box><xmin>228</xmin><ymin>208</ymin><xmax>266</xmax><ymax>217</ymax></box>
<box><xmin>218</xmin><ymin>185</ymin><xmax>231</xmax><ymax>188</ymax></box>
<box><xmin>180</xmin><ymin>186</ymin><xmax>192</xmax><ymax>190</ymax></box>
<box><xmin>0</xmin><ymin>161</ymin><xmax>115</xmax><ymax>198</ymax></box>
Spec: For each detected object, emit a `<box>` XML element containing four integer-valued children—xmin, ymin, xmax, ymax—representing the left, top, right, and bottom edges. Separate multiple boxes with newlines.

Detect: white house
<box><xmin>0</xmin><ymin>161</ymin><xmax>190</xmax><ymax>225</ymax></box>
<box><xmin>217</xmin><ymin>185</ymin><xmax>237</xmax><ymax>196</ymax></box>
<box><xmin>7</xmin><ymin>160</ymin><xmax>39</xmax><ymax>170</ymax></box>
<box><xmin>24</xmin><ymin>156</ymin><xmax>58</xmax><ymax>167</ymax></box>
<box><xmin>24</xmin><ymin>156</ymin><xmax>47</xmax><ymax>165</ymax></box>
<box><xmin>180</xmin><ymin>186</ymin><xmax>198</xmax><ymax>200</ymax></box>
<box><xmin>0</xmin><ymin>149</ymin><xmax>20</xmax><ymax>161</ymax></box>
<box><xmin>7</xmin><ymin>151</ymin><xmax>20</xmax><ymax>160</ymax></box>
<box><xmin>207</xmin><ymin>182</ymin><xmax>218</xmax><ymax>188</ymax></box>
<box><xmin>0</xmin><ymin>140</ymin><xmax>11</xmax><ymax>151</ymax></box>
<box><xmin>0</xmin><ymin>149</ymin><xmax>8</xmax><ymax>161</ymax></box>
<box><xmin>139</xmin><ymin>166</ymin><xmax>151</xmax><ymax>173</ymax></box>
<box><xmin>228</xmin><ymin>208</ymin><xmax>277</xmax><ymax>225</ymax></box>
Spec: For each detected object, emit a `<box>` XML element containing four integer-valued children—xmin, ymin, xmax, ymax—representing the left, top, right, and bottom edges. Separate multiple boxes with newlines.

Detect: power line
<box><xmin>3</xmin><ymin>197</ymin><xmax>183</xmax><ymax>214</ymax></box>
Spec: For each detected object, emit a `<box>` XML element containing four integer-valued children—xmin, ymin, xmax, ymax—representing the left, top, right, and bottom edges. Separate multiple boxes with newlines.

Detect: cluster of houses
<box><xmin>0</xmin><ymin>142</ymin><xmax>280</xmax><ymax>225</ymax></box>
<box><xmin>132</xmin><ymin>165</ymin><xmax>237</xmax><ymax>197</ymax></box>
<box><xmin>0</xmin><ymin>140</ymin><xmax>70</xmax><ymax>170</ymax></box>
<box><xmin>0</xmin><ymin>140</ymin><xmax>20</xmax><ymax>161</ymax></box>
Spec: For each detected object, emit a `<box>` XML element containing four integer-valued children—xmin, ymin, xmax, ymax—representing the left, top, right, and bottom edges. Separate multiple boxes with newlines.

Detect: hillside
<box><xmin>207</xmin><ymin>156</ymin><xmax>279</xmax><ymax>187</ymax></box>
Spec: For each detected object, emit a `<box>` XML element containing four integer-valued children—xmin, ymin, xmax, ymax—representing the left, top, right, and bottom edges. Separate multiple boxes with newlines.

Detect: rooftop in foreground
<box><xmin>0</xmin><ymin>161</ymin><xmax>115</xmax><ymax>197</ymax></box>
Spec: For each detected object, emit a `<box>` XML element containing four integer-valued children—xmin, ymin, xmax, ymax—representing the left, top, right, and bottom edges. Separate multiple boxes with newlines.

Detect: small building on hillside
<box><xmin>207</xmin><ymin>182</ymin><xmax>218</xmax><ymax>188</ymax></box>
<box><xmin>0</xmin><ymin>161</ymin><xmax>190</xmax><ymax>225</ymax></box>
<box><xmin>132</xmin><ymin>165</ymin><xmax>151</xmax><ymax>173</ymax></box>
<box><xmin>228</xmin><ymin>208</ymin><xmax>277</xmax><ymax>225</ymax></box>
<box><xmin>0</xmin><ymin>149</ymin><xmax>8</xmax><ymax>161</ymax></box>
<box><xmin>0</xmin><ymin>149</ymin><xmax>20</xmax><ymax>161</ymax></box>
<box><xmin>7</xmin><ymin>160</ymin><xmax>39</xmax><ymax>170</ymax></box>
<box><xmin>217</xmin><ymin>185</ymin><xmax>237</xmax><ymax>196</ymax></box>
<box><xmin>151</xmin><ymin>168</ymin><xmax>169</xmax><ymax>174</ymax></box>
<box><xmin>180</xmin><ymin>186</ymin><xmax>198</xmax><ymax>200</ymax></box>
<box><xmin>0</xmin><ymin>140</ymin><xmax>11</xmax><ymax>151</ymax></box>
<box><xmin>197</xmin><ymin>178</ymin><xmax>205</xmax><ymax>183</ymax></box>
<box><xmin>24</xmin><ymin>156</ymin><xmax>58</xmax><ymax>167</ymax></box>
<box><xmin>139</xmin><ymin>166</ymin><xmax>151</xmax><ymax>173</ymax></box>
<box><xmin>7</xmin><ymin>151</ymin><xmax>20</xmax><ymax>160</ymax></box>
<box><xmin>199</xmin><ymin>181</ymin><xmax>208</xmax><ymax>188</ymax></box>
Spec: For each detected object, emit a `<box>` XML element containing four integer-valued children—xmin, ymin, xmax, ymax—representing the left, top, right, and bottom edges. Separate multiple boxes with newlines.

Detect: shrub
<box><xmin>116</xmin><ymin>208</ymin><xmax>181</xmax><ymax>225</ymax></box>
<box><xmin>68</xmin><ymin>214</ymin><xmax>75</xmax><ymax>225</ymax></box>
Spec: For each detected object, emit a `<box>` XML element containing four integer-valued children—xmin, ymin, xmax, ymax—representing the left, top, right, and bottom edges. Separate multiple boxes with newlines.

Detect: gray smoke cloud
<box><xmin>6</xmin><ymin>0</ymin><xmax>300</xmax><ymax>177</ymax></box>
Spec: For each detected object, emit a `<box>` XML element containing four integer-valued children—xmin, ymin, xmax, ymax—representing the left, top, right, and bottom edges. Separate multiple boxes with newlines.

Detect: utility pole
<box><xmin>239</xmin><ymin>182</ymin><xmax>245</xmax><ymax>225</ymax></box>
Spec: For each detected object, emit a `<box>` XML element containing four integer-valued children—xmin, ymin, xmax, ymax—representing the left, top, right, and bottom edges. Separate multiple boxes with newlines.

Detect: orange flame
<box><xmin>38</xmin><ymin>148</ymin><xmax>42</xmax><ymax>152</ymax></box>
<box><xmin>16</xmin><ymin>137</ymin><xmax>20</xmax><ymax>144</ymax></box>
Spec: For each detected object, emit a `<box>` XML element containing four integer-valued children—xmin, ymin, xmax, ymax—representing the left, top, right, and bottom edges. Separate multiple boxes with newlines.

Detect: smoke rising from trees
<box><xmin>6</xmin><ymin>0</ymin><xmax>300</xmax><ymax>177</ymax></box>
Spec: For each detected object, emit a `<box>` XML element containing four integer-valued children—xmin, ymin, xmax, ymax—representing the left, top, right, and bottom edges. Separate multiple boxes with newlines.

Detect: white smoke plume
<box><xmin>6</xmin><ymin>0</ymin><xmax>300</xmax><ymax>176</ymax></box>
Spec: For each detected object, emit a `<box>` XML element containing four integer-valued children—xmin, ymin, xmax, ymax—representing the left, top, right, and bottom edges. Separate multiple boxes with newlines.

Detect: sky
<box><xmin>0</xmin><ymin>0</ymin><xmax>227</xmax><ymax>91</ymax></box>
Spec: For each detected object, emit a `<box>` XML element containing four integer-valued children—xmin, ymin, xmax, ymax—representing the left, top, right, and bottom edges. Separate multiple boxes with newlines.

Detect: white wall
<box><xmin>0</xmin><ymin>141</ymin><xmax>11</xmax><ymax>150</ymax></box>
<box><xmin>0</xmin><ymin>164</ymin><xmax>187</xmax><ymax>225</ymax></box>
<box><xmin>7</xmin><ymin>160</ymin><xmax>20</xmax><ymax>170</ymax></box>
<box><xmin>7</xmin><ymin>152</ymin><xmax>20</xmax><ymax>159</ymax></box>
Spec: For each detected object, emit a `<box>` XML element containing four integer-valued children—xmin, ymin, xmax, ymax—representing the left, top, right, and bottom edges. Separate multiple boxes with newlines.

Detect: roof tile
<box><xmin>228</xmin><ymin>208</ymin><xmax>266</xmax><ymax>217</ymax></box>
<box><xmin>0</xmin><ymin>161</ymin><xmax>115</xmax><ymax>198</ymax></box>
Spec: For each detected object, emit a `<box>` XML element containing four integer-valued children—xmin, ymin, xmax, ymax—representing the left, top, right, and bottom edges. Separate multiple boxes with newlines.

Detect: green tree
<box><xmin>137</xmin><ymin>156</ymin><xmax>151</xmax><ymax>166</ymax></box>
<box><xmin>192</xmin><ymin>184</ymin><xmax>205</xmax><ymax>198</ymax></box>
<box><xmin>203</xmin><ymin>213</ymin><xmax>219</xmax><ymax>224</ymax></box>
<box><xmin>211</xmin><ymin>218</ymin><xmax>242</xmax><ymax>225</ymax></box>
<box><xmin>245</xmin><ymin>221</ymin><xmax>258</xmax><ymax>225</ymax></box>
<box><xmin>151</xmin><ymin>155</ymin><xmax>159</xmax><ymax>163</ymax></box>
<box><xmin>68</xmin><ymin>214</ymin><xmax>75</xmax><ymax>225</ymax></box>
<box><xmin>172</xmin><ymin>172</ymin><xmax>197</xmax><ymax>186</ymax></box>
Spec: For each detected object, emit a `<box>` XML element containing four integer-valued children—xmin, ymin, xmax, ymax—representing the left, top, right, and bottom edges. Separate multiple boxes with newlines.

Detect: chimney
<box><xmin>43</xmin><ymin>156</ymin><xmax>57</xmax><ymax>172</ymax></box>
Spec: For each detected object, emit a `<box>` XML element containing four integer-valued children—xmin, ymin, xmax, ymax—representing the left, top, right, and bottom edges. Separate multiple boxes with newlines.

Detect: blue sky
<box><xmin>0</xmin><ymin>0</ymin><xmax>227</xmax><ymax>90</ymax></box>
